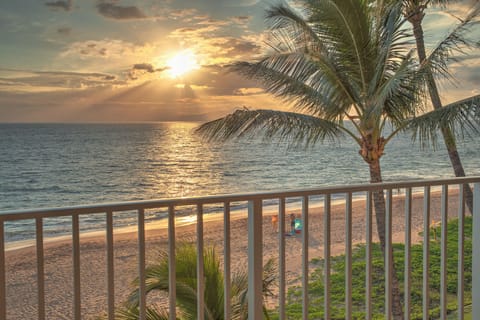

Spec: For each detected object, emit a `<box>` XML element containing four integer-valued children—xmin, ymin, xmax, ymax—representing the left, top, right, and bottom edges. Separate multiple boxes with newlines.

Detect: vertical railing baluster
<box><xmin>72</xmin><ymin>214</ymin><xmax>81</xmax><ymax>320</ymax></box>
<box><xmin>302</xmin><ymin>196</ymin><xmax>309</xmax><ymax>320</ymax></box>
<box><xmin>457</xmin><ymin>185</ymin><xmax>465</xmax><ymax>320</ymax></box>
<box><xmin>223</xmin><ymin>202</ymin><xmax>231</xmax><ymax>320</ymax></box>
<box><xmin>106</xmin><ymin>211</ymin><xmax>114</xmax><ymax>320</ymax></box>
<box><xmin>385</xmin><ymin>190</ymin><xmax>392</xmax><ymax>320</ymax></box>
<box><xmin>423</xmin><ymin>186</ymin><xmax>431</xmax><ymax>319</ymax></box>
<box><xmin>440</xmin><ymin>185</ymin><xmax>448</xmax><ymax>320</ymax></box>
<box><xmin>324</xmin><ymin>194</ymin><xmax>331</xmax><ymax>320</ymax></box>
<box><xmin>168</xmin><ymin>205</ymin><xmax>176</xmax><ymax>320</ymax></box>
<box><xmin>279</xmin><ymin>198</ymin><xmax>286</xmax><ymax>320</ymax></box>
<box><xmin>345</xmin><ymin>192</ymin><xmax>352</xmax><ymax>320</ymax></box>
<box><xmin>36</xmin><ymin>217</ymin><xmax>45</xmax><ymax>320</ymax></box>
<box><xmin>404</xmin><ymin>188</ymin><xmax>412</xmax><ymax>320</ymax></box>
<box><xmin>248</xmin><ymin>199</ymin><xmax>263</xmax><ymax>320</ymax></box>
<box><xmin>472</xmin><ymin>183</ymin><xmax>480</xmax><ymax>317</ymax></box>
<box><xmin>138</xmin><ymin>209</ymin><xmax>146</xmax><ymax>320</ymax></box>
<box><xmin>365</xmin><ymin>192</ymin><xmax>372</xmax><ymax>320</ymax></box>
<box><xmin>197</xmin><ymin>204</ymin><xmax>205</xmax><ymax>320</ymax></box>
<box><xmin>0</xmin><ymin>221</ymin><xmax>6</xmax><ymax>320</ymax></box>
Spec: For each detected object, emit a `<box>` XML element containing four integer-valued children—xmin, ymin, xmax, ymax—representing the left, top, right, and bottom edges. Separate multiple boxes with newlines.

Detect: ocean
<box><xmin>1</xmin><ymin>122</ymin><xmax>479</xmax><ymax>241</ymax></box>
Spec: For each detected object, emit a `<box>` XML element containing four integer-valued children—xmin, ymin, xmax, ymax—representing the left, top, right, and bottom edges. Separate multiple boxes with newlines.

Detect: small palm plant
<box><xmin>108</xmin><ymin>242</ymin><xmax>276</xmax><ymax>320</ymax></box>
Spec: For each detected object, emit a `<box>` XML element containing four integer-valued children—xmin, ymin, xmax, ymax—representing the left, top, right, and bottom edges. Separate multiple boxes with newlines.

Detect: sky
<box><xmin>0</xmin><ymin>0</ymin><xmax>479</xmax><ymax>123</ymax></box>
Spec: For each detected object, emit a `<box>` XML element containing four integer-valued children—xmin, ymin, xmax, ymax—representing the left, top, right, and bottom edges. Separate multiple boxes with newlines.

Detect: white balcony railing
<box><xmin>1</xmin><ymin>177</ymin><xmax>479</xmax><ymax>319</ymax></box>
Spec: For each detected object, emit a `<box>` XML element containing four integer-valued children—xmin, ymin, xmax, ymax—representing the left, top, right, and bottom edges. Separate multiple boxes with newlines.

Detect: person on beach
<box><xmin>290</xmin><ymin>213</ymin><xmax>296</xmax><ymax>234</ymax></box>
<box><xmin>271</xmin><ymin>214</ymin><xmax>278</xmax><ymax>232</ymax></box>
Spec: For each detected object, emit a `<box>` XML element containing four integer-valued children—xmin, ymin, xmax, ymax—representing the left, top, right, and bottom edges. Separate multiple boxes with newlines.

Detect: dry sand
<box><xmin>4</xmin><ymin>189</ymin><xmax>464</xmax><ymax>319</ymax></box>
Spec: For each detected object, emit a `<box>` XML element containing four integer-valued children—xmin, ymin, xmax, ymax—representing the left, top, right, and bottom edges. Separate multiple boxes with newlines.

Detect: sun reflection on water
<box><xmin>138</xmin><ymin>122</ymin><xmax>225</xmax><ymax>200</ymax></box>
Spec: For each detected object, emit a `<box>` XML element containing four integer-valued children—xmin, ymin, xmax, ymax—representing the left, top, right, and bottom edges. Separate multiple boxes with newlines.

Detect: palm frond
<box><xmin>261</xmin><ymin>258</ymin><xmax>278</xmax><ymax>298</ymax></box>
<box><xmin>407</xmin><ymin>94</ymin><xmax>480</xmax><ymax>148</ymax></box>
<box><xmin>111</xmin><ymin>305</ymin><xmax>171</xmax><ymax>320</ymax></box>
<box><xmin>137</xmin><ymin>243</ymin><xmax>223</xmax><ymax>319</ymax></box>
<box><xmin>230</xmin><ymin>57</ymin><xmax>354</xmax><ymax>119</ymax></box>
<box><xmin>245</xmin><ymin>1</ymin><xmax>389</xmax><ymax>116</ymax></box>
<box><xmin>307</xmin><ymin>0</ymin><xmax>372</xmax><ymax>89</ymax></box>
<box><xmin>195</xmin><ymin>108</ymin><xmax>345</xmax><ymax>148</ymax></box>
<box><xmin>424</xmin><ymin>2</ymin><xmax>480</xmax><ymax>81</ymax></box>
<box><xmin>366</xmin><ymin>2</ymin><xmax>420</xmax><ymax>122</ymax></box>
<box><xmin>371</xmin><ymin>0</ymin><xmax>415</xmax><ymax>90</ymax></box>
<box><xmin>264</xmin><ymin>3</ymin><xmax>320</xmax><ymax>53</ymax></box>
<box><xmin>369</xmin><ymin>50</ymin><xmax>422</xmax><ymax>127</ymax></box>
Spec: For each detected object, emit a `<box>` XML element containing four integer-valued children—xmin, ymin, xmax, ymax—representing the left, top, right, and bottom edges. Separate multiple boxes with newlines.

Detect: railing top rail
<box><xmin>1</xmin><ymin>176</ymin><xmax>479</xmax><ymax>221</ymax></box>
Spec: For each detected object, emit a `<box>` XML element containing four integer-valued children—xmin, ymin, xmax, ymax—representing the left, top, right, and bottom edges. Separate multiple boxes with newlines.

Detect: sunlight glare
<box><xmin>166</xmin><ymin>50</ymin><xmax>199</xmax><ymax>78</ymax></box>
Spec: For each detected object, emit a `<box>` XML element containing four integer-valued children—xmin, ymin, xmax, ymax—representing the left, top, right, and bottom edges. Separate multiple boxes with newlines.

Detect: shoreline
<box><xmin>4</xmin><ymin>188</ymin><xmax>462</xmax><ymax>319</ymax></box>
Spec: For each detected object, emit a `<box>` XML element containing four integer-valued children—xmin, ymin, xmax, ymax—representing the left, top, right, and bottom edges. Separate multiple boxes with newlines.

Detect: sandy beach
<box><xmin>4</xmin><ymin>189</ymin><xmax>464</xmax><ymax>319</ymax></box>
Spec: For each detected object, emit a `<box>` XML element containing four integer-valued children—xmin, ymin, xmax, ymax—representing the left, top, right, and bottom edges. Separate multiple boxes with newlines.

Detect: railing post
<box><xmin>385</xmin><ymin>190</ymin><xmax>392</xmax><ymax>320</ymax></box>
<box><xmin>168</xmin><ymin>205</ymin><xmax>176</xmax><ymax>320</ymax></box>
<box><xmin>196</xmin><ymin>204</ymin><xmax>205</xmax><ymax>320</ymax></box>
<box><xmin>345</xmin><ymin>192</ymin><xmax>353</xmax><ymax>320</ymax></box>
<box><xmin>457</xmin><ymin>185</ymin><xmax>465</xmax><ymax>320</ymax></box>
<box><xmin>422</xmin><ymin>186</ymin><xmax>430</xmax><ymax>319</ymax></box>
<box><xmin>72</xmin><ymin>214</ymin><xmax>81</xmax><ymax>320</ymax></box>
<box><xmin>278</xmin><ymin>198</ymin><xmax>286</xmax><ymax>320</ymax></box>
<box><xmin>473</xmin><ymin>183</ymin><xmax>480</xmax><ymax>317</ymax></box>
<box><xmin>106</xmin><ymin>211</ymin><xmax>114</xmax><ymax>320</ymax></box>
<box><xmin>138</xmin><ymin>209</ymin><xmax>146</xmax><ymax>320</ymax></box>
<box><xmin>302</xmin><ymin>196</ymin><xmax>309</xmax><ymax>320</ymax></box>
<box><xmin>223</xmin><ymin>202</ymin><xmax>231</xmax><ymax>320</ymax></box>
<box><xmin>36</xmin><ymin>217</ymin><xmax>46</xmax><ymax>320</ymax></box>
<box><xmin>0</xmin><ymin>221</ymin><xmax>5</xmax><ymax>320</ymax></box>
<box><xmin>248</xmin><ymin>199</ymin><xmax>263</xmax><ymax>320</ymax></box>
<box><xmin>440</xmin><ymin>186</ymin><xmax>448</xmax><ymax>320</ymax></box>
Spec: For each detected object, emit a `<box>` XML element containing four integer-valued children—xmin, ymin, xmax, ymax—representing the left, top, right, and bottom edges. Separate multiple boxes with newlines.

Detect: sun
<box><xmin>166</xmin><ymin>50</ymin><xmax>199</xmax><ymax>78</ymax></box>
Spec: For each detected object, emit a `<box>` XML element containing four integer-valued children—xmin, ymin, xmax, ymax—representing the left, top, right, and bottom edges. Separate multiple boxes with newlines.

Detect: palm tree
<box><xmin>110</xmin><ymin>242</ymin><xmax>276</xmax><ymax>320</ymax></box>
<box><xmin>399</xmin><ymin>0</ymin><xmax>480</xmax><ymax>214</ymax></box>
<box><xmin>197</xmin><ymin>1</ymin><xmax>426</xmax><ymax>318</ymax></box>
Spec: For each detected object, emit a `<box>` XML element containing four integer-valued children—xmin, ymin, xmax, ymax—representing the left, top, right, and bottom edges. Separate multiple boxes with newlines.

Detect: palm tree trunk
<box><xmin>411</xmin><ymin>17</ymin><xmax>474</xmax><ymax>214</ymax></box>
<box><xmin>369</xmin><ymin>159</ymin><xmax>404</xmax><ymax>320</ymax></box>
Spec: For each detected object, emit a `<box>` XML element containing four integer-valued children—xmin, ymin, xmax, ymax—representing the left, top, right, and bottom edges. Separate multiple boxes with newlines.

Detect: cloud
<box><xmin>129</xmin><ymin>63</ymin><xmax>167</xmax><ymax>80</ymax></box>
<box><xmin>45</xmin><ymin>0</ymin><xmax>73</xmax><ymax>11</ymax></box>
<box><xmin>231</xmin><ymin>15</ymin><xmax>252</xmax><ymax>25</ymax></box>
<box><xmin>57</xmin><ymin>26</ymin><xmax>71</xmax><ymax>36</ymax></box>
<box><xmin>61</xmin><ymin>39</ymin><xmax>153</xmax><ymax>59</ymax></box>
<box><xmin>96</xmin><ymin>1</ymin><xmax>147</xmax><ymax>20</ymax></box>
<box><xmin>220</xmin><ymin>38</ymin><xmax>261</xmax><ymax>56</ymax></box>
<box><xmin>182</xmin><ymin>83</ymin><xmax>196</xmax><ymax>99</ymax></box>
<box><xmin>133</xmin><ymin>63</ymin><xmax>156</xmax><ymax>73</ymax></box>
<box><xmin>0</xmin><ymin>68</ymin><xmax>118</xmax><ymax>92</ymax></box>
<box><xmin>169</xmin><ymin>8</ymin><xmax>199</xmax><ymax>20</ymax></box>
<box><xmin>170</xmin><ymin>24</ymin><xmax>221</xmax><ymax>37</ymax></box>
<box><xmin>222</xmin><ymin>0</ymin><xmax>260</xmax><ymax>7</ymax></box>
<box><xmin>183</xmin><ymin>65</ymin><xmax>262</xmax><ymax>97</ymax></box>
<box><xmin>196</xmin><ymin>18</ymin><xmax>229</xmax><ymax>27</ymax></box>
<box><xmin>233</xmin><ymin>87</ymin><xmax>264</xmax><ymax>96</ymax></box>
<box><xmin>167</xmin><ymin>19</ymin><xmax>262</xmax><ymax>65</ymax></box>
<box><xmin>194</xmin><ymin>36</ymin><xmax>262</xmax><ymax>65</ymax></box>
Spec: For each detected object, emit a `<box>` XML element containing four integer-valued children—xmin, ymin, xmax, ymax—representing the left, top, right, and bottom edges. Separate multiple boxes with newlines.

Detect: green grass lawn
<box><xmin>448</xmin><ymin>304</ymin><xmax>472</xmax><ymax>319</ymax></box>
<box><xmin>271</xmin><ymin>217</ymin><xmax>473</xmax><ymax>320</ymax></box>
